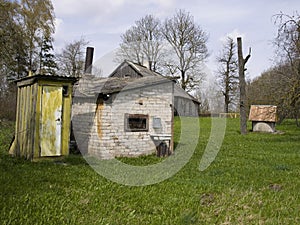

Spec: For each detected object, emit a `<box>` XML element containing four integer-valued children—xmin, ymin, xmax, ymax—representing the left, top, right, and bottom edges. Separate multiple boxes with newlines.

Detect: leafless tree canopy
<box><xmin>56</xmin><ymin>38</ymin><xmax>89</xmax><ymax>77</ymax></box>
<box><xmin>162</xmin><ymin>9</ymin><xmax>209</xmax><ymax>91</ymax></box>
<box><xmin>274</xmin><ymin>12</ymin><xmax>300</xmax><ymax>65</ymax></box>
<box><xmin>116</xmin><ymin>15</ymin><xmax>164</xmax><ymax>72</ymax></box>
<box><xmin>116</xmin><ymin>10</ymin><xmax>209</xmax><ymax>93</ymax></box>
<box><xmin>216</xmin><ymin>37</ymin><xmax>239</xmax><ymax>113</ymax></box>
<box><xmin>273</xmin><ymin>12</ymin><xmax>300</xmax><ymax>125</ymax></box>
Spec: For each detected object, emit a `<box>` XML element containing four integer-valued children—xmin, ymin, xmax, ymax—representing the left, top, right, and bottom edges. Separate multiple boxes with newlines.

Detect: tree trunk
<box><xmin>181</xmin><ymin>70</ymin><xmax>186</xmax><ymax>90</ymax></box>
<box><xmin>295</xmin><ymin>109</ymin><xmax>300</xmax><ymax>127</ymax></box>
<box><xmin>224</xmin><ymin>94</ymin><xmax>229</xmax><ymax>113</ymax></box>
<box><xmin>237</xmin><ymin>37</ymin><xmax>250</xmax><ymax>135</ymax></box>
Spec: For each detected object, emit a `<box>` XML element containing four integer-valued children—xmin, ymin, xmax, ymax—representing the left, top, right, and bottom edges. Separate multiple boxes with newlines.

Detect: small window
<box><xmin>125</xmin><ymin>114</ymin><xmax>149</xmax><ymax>132</ymax></box>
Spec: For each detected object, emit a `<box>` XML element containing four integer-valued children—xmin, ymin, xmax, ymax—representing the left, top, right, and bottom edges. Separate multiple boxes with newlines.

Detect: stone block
<box><xmin>252</xmin><ymin>122</ymin><xmax>276</xmax><ymax>133</ymax></box>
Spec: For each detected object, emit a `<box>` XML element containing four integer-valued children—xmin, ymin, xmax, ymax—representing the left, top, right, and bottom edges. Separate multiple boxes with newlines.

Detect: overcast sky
<box><xmin>52</xmin><ymin>0</ymin><xmax>300</xmax><ymax>79</ymax></box>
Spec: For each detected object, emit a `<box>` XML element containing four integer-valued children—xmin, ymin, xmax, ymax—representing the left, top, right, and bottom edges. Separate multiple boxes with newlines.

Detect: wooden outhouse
<box><xmin>9</xmin><ymin>74</ymin><xmax>77</xmax><ymax>160</ymax></box>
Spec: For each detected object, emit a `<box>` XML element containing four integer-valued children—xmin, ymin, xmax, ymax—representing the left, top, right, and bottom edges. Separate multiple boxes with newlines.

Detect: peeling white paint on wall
<box><xmin>40</xmin><ymin>86</ymin><xmax>63</xmax><ymax>156</ymax></box>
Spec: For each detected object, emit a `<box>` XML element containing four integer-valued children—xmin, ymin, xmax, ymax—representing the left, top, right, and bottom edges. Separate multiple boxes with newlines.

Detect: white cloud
<box><xmin>53</xmin><ymin>18</ymin><xmax>66</xmax><ymax>50</ymax></box>
<box><xmin>219</xmin><ymin>29</ymin><xmax>245</xmax><ymax>43</ymax></box>
<box><xmin>53</xmin><ymin>18</ymin><xmax>63</xmax><ymax>35</ymax></box>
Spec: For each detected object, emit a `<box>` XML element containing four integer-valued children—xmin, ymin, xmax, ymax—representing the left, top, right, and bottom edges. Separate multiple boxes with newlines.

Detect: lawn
<box><xmin>0</xmin><ymin>118</ymin><xmax>300</xmax><ymax>224</ymax></box>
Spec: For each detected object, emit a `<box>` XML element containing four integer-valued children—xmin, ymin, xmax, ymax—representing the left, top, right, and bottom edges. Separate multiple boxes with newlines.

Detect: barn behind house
<box><xmin>109</xmin><ymin>61</ymin><xmax>200</xmax><ymax>117</ymax></box>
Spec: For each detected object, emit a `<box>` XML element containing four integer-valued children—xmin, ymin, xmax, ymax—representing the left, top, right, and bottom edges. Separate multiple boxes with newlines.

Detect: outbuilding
<box><xmin>249</xmin><ymin>105</ymin><xmax>277</xmax><ymax>133</ymax></box>
<box><xmin>72</xmin><ymin>73</ymin><xmax>174</xmax><ymax>158</ymax></box>
<box><xmin>9</xmin><ymin>74</ymin><xmax>77</xmax><ymax>160</ymax></box>
<box><xmin>72</xmin><ymin>60</ymin><xmax>200</xmax><ymax>159</ymax></box>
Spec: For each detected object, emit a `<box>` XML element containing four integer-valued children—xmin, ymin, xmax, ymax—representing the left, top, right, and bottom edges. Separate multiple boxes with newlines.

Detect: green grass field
<box><xmin>1</xmin><ymin>118</ymin><xmax>300</xmax><ymax>224</ymax></box>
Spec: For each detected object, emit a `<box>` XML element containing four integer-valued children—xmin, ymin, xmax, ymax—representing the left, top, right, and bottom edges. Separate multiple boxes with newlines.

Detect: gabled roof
<box><xmin>109</xmin><ymin>60</ymin><xmax>200</xmax><ymax>104</ymax></box>
<box><xmin>109</xmin><ymin>60</ymin><xmax>164</xmax><ymax>78</ymax></box>
<box><xmin>174</xmin><ymin>85</ymin><xmax>200</xmax><ymax>104</ymax></box>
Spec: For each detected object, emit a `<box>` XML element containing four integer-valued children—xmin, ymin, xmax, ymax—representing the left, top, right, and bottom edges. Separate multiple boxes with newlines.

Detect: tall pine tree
<box><xmin>39</xmin><ymin>36</ymin><xmax>57</xmax><ymax>75</ymax></box>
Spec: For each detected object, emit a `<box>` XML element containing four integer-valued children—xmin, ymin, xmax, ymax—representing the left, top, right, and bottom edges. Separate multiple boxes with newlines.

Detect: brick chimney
<box><xmin>84</xmin><ymin>47</ymin><xmax>94</xmax><ymax>74</ymax></box>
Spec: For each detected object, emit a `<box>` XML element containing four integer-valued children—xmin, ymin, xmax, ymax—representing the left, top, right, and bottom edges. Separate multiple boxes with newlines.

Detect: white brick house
<box><xmin>72</xmin><ymin>61</ymin><xmax>174</xmax><ymax>159</ymax></box>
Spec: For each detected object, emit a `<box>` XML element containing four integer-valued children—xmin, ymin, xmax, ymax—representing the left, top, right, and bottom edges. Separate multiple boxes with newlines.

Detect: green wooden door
<box><xmin>40</xmin><ymin>86</ymin><xmax>63</xmax><ymax>156</ymax></box>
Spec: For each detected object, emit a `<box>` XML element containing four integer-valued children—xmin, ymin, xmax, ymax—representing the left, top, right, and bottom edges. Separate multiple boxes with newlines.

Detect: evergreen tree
<box><xmin>39</xmin><ymin>36</ymin><xmax>57</xmax><ymax>75</ymax></box>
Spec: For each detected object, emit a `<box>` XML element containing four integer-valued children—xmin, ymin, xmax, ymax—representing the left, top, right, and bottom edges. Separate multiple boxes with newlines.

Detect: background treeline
<box><xmin>0</xmin><ymin>0</ymin><xmax>89</xmax><ymax>119</ymax></box>
<box><xmin>0</xmin><ymin>0</ymin><xmax>56</xmax><ymax>119</ymax></box>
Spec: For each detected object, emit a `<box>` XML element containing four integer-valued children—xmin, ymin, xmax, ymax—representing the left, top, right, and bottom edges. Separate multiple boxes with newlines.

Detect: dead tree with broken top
<box><xmin>237</xmin><ymin>37</ymin><xmax>251</xmax><ymax>135</ymax></box>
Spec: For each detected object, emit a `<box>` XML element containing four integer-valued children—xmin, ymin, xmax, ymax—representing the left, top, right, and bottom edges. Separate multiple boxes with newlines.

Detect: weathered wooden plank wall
<box><xmin>10</xmin><ymin>76</ymin><xmax>76</xmax><ymax>160</ymax></box>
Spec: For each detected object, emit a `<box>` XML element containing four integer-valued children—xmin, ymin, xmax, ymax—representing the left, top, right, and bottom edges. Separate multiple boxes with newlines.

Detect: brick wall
<box><xmin>72</xmin><ymin>77</ymin><xmax>173</xmax><ymax>159</ymax></box>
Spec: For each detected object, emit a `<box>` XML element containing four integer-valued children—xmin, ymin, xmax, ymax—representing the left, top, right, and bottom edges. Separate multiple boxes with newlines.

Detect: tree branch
<box><xmin>244</xmin><ymin>47</ymin><xmax>251</xmax><ymax>65</ymax></box>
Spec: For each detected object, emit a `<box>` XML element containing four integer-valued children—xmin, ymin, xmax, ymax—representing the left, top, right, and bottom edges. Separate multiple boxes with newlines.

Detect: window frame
<box><xmin>124</xmin><ymin>114</ymin><xmax>149</xmax><ymax>132</ymax></box>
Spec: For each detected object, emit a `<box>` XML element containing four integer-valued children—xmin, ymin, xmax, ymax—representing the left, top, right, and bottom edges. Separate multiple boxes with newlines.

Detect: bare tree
<box><xmin>273</xmin><ymin>12</ymin><xmax>300</xmax><ymax>126</ymax></box>
<box><xmin>162</xmin><ymin>9</ymin><xmax>209</xmax><ymax>92</ymax></box>
<box><xmin>116</xmin><ymin>26</ymin><xmax>144</xmax><ymax>65</ymax></box>
<box><xmin>237</xmin><ymin>37</ymin><xmax>251</xmax><ymax>135</ymax></box>
<box><xmin>216</xmin><ymin>37</ymin><xmax>238</xmax><ymax>113</ymax></box>
<box><xmin>56</xmin><ymin>38</ymin><xmax>88</xmax><ymax>77</ymax></box>
<box><xmin>116</xmin><ymin>15</ymin><xmax>164</xmax><ymax>71</ymax></box>
<box><xmin>274</xmin><ymin>12</ymin><xmax>300</xmax><ymax>65</ymax></box>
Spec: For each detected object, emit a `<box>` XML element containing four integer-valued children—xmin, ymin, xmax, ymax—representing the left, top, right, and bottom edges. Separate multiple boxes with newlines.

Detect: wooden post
<box><xmin>237</xmin><ymin>37</ymin><xmax>251</xmax><ymax>135</ymax></box>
